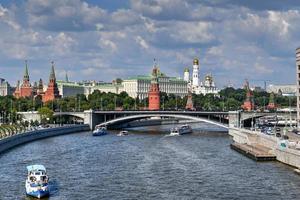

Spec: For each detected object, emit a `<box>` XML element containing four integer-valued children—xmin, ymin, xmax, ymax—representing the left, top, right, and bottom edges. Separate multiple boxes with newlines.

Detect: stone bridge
<box><xmin>18</xmin><ymin>110</ymin><xmax>297</xmax><ymax>130</ymax></box>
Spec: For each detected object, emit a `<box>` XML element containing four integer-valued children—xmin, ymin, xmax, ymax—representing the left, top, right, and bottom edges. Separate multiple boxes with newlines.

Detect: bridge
<box><xmin>18</xmin><ymin>110</ymin><xmax>297</xmax><ymax>130</ymax></box>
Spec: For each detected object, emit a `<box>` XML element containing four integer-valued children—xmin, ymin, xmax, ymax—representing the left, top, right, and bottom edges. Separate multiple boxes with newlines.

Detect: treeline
<box><xmin>0</xmin><ymin>88</ymin><xmax>296</xmax><ymax>123</ymax></box>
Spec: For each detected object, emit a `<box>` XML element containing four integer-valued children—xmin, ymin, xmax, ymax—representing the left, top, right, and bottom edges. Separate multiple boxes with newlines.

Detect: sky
<box><xmin>0</xmin><ymin>0</ymin><xmax>300</xmax><ymax>88</ymax></box>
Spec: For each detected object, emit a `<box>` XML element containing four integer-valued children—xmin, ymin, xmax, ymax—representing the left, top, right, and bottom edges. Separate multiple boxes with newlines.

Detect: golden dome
<box><xmin>205</xmin><ymin>74</ymin><xmax>212</xmax><ymax>81</ymax></box>
<box><xmin>193</xmin><ymin>58</ymin><xmax>199</xmax><ymax>65</ymax></box>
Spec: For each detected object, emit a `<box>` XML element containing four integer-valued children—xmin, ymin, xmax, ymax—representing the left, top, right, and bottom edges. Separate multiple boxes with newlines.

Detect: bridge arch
<box><xmin>97</xmin><ymin>114</ymin><xmax>228</xmax><ymax>129</ymax></box>
<box><xmin>53</xmin><ymin>112</ymin><xmax>85</xmax><ymax>119</ymax></box>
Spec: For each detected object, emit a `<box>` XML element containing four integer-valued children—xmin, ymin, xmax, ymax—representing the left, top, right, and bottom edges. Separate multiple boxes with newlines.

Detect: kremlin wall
<box><xmin>8</xmin><ymin>58</ymin><xmax>219</xmax><ymax>101</ymax></box>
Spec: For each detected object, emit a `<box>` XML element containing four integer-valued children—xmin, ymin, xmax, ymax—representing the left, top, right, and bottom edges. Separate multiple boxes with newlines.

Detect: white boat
<box><xmin>117</xmin><ymin>130</ymin><xmax>129</xmax><ymax>136</ymax></box>
<box><xmin>170</xmin><ymin>124</ymin><xmax>193</xmax><ymax>136</ymax></box>
<box><xmin>25</xmin><ymin>165</ymin><xmax>49</xmax><ymax>198</ymax></box>
<box><xmin>93</xmin><ymin>126</ymin><xmax>108</xmax><ymax>136</ymax></box>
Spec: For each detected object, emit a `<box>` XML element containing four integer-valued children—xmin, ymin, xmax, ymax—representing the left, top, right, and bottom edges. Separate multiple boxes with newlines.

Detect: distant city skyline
<box><xmin>0</xmin><ymin>0</ymin><xmax>300</xmax><ymax>87</ymax></box>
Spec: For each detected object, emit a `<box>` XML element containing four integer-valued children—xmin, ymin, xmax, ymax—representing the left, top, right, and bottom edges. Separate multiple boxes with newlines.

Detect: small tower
<box><xmin>185</xmin><ymin>91</ymin><xmax>194</xmax><ymax>110</ymax></box>
<box><xmin>148</xmin><ymin>60</ymin><xmax>160</xmax><ymax>110</ymax></box>
<box><xmin>37</xmin><ymin>78</ymin><xmax>44</xmax><ymax>95</ymax></box>
<box><xmin>267</xmin><ymin>92</ymin><xmax>276</xmax><ymax>110</ymax></box>
<box><xmin>13</xmin><ymin>80</ymin><xmax>20</xmax><ymax>98</ymax></box>
<box><xmin>184</xmin><ymin>68</ymin><xmax>190</xmax><ymax>82</ymax></box>
<box><xmin>192</xmin><ymin>58</ymin><xmax>199</xmax><ymax>87</ymax></box>
<box><xmin>241</xmin><ymin>79</ymin><xmax>254</xmax><ymax>111</ymax></box>
<box><xmin>42</xmin><ymin>61</ymin><xmax>61</xmax><ymax>103</ymax></box>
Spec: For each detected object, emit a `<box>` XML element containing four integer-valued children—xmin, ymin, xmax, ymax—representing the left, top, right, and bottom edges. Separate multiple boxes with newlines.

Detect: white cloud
<box><xmin>136</xmin><ymin>35</ymin><xmax>149</xmax><ymax>49</ymax></box>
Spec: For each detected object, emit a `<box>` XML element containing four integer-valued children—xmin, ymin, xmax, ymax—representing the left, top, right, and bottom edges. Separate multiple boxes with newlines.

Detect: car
<box><xmin>292</xmin><ymin>129</ymin><xmax>299</xmax><ymax>134</ymax></box>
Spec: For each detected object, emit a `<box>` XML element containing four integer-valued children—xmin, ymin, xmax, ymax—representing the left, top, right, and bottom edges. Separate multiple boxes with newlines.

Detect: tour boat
<box><xmin>117</xmin><ymin>130</ymin><xmax>129</xmax><ymax>136</ymax></box>
<box><xmin>93</xmin><ymin>126</ymin><xmax>108</xmax><ymax>136</ymax></box>
<box><xmin>170</xmin><ymin>124</ymin><xmax>193</xmax><ymax>136</ymax></box>
<box><xmin>25</xmin><ymin>165</ymin><xmax>49</xmax><ymax>199</ymax></box>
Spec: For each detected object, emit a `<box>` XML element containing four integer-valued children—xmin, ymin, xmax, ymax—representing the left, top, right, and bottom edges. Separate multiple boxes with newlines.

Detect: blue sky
<box><xmin>0</xmin><ymin>0</ymin><xmax>299</xmax><ymax>88</ymax></box>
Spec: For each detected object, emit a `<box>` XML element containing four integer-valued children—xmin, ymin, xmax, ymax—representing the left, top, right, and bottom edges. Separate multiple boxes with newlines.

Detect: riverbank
<box><xmin>0</xmin><ymin>124</ymin><xmax>90</xmax><ymax>154</ymax></box>
<box><xmin>229</xmin><ymin>127</ymin><xmax>300</xmax><ymax>169</ymax></box>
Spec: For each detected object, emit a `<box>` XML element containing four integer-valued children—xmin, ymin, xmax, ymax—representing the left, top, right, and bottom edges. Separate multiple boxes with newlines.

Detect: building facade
<box><xmin>0</xmin><ymin>78</ymin><xmax>12</xmax><ymax>96</ymax></box>
<box><xmin>122</xmin><ymin>73</ymin><xmax>188</xmax><ymax>99</ymax></box>
<box><xmin>296</xmin><ymin>48</ymin><xmax>300</xmax><ymax>128</ymax></box>
<box><xmin>267</xmin><ymin>84</ymin><xmax>296</xmax><ymax>96</ymax></box>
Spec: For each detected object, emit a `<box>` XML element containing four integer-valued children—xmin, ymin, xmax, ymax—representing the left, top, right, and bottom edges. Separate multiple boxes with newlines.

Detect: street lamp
<box><xmin>114</xmin><ymin>96</ymin><xmax>117</xmax><ymax>110</ymax></box>
<box><xmin>162</xmin><ymin>96</ymin><xmax>165</xmax><ymax>111</ymax></box>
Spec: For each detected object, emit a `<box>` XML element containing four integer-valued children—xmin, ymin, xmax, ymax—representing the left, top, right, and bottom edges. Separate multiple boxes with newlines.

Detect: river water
<box><xmin>1</xmin><ymin>123</ymin><xmax>300</xmax><ymax>200</ymax></box>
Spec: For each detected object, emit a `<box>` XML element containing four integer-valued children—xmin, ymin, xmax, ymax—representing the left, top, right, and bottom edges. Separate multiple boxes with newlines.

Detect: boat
<box><xmin>170</xmin><ymin>124</ymin><xmax>192</xmax><ymax>136</ymax></box>
<box><xmin>93</xmin><ymin>126</ymin><xmax>108</xmax><ymax>136</ymax></box>
<box><xmin>117</xmin><ymin>130</ymin><xmax>129</xmax><ymax>136</ymax></box>
<box><xmin>25</xmin><ymin>165</ymin><xmax>49</xmax><ymax>199</ymax></box>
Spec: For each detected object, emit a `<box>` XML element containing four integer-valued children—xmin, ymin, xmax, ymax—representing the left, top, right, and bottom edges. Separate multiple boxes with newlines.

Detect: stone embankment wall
<box><xmin>229</xmin><ymin>127</ymin><xmax>300</xmax><ymax>169</ymax></box>
<box><xmin>0</xmin><ymin>125</ymin><xmax>90</xmax><ymax>154</ymax></box>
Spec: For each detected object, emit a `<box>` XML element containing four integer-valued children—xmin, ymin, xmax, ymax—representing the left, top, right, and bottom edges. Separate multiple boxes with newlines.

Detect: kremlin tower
<box><xmin>148</xmin><ymin>61</ymin><xmax>160</xmax><ymax>110</ymax></box>
<box><xmin>241</xmin><ymin>80</ymin><xmax>254</xmax><ymax>111</ymax></box>
<box><xmin>42</xmin><ymin>62</ymin><xmax>61</xmax><ymax>103</ymax></box>
<box><xmin>267</xmin><ymin>92</ymin><xmax>276</xmax><ymax>110</ymax></box>
<box><xmin>14</xmin><ymin>60</ymin><xmax>33</xmax><ymax>98</ymax></box>
<box><xmin>185</xmin><ymin>91</ymin><xmax>194</xmax><ymax>110</ymax></box>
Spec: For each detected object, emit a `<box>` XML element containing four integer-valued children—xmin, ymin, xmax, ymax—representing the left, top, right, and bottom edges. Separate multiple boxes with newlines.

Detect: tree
<box><xmin>38</xmin><ymin>107</ymin><xmax>54</xmax><ymax>124</ymax></box>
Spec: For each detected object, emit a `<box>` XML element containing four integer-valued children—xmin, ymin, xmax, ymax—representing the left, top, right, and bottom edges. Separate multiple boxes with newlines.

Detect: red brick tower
<box><xmin>185</xmin><ymin>91</ymin><xmax>194</xmax><ymax>110</ymax></box>
<box><xmin>13</xmin><ymin>80</ymin><xmax>20</xmax><ymax>98</ymax></box>
<box><xmin>19</xmin><ymin>60</ymin><xmax>33</xmax><ymax>98</ymax></box>
<box><xmin>241</xmin><ymin>80</ymin><xmax>254</xmax><ymax>111</ymax></box>
<box><xmin>42</xmin><ymin>61</ymin><xmax>61</xmax><ymax>103</ymax></box>
<box><xmin>267</xmin><ymin>92</ymin><xmax>276</xmax><ymax>110</ymax></box>
<box><xmin>148</xmin><ymin>64</ymin><xmax>160</xmax><ymax>110</ymax></box>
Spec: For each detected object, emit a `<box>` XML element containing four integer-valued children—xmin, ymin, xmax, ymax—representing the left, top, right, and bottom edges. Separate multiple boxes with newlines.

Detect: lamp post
<box><xmin>114</xmin><ymin>96</ymin><xmax>117</xmax><ymax>110</ymax></box>
<box><xmin>175</xmin><ymin>96</ymin><xmax>178</xmax><ymax>111</ymax></box>
<box><xmin>10</xmin><ymin>99</ymin><xmax>13</xmax><ymax>124</ymax></box>
<box><xmin>162</xmin><ymin>96</ymin><xmax>165</xmax><ymax>111</ymax></box>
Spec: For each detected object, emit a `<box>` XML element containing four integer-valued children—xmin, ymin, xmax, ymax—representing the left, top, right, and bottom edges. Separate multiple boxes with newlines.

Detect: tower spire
<box><xmin>24</xmin><ymin>60</ymin><xmax>29</xmax><ymax>81</ymax></box>
<box><xmin>65</xmin><ymin>71</ymin><xmax>69</xmax><ymax>82</ymax></box>
<box><xmin>49</xmin><ymin>61</ymin><xmax>56</xmax><ymax>81</ymax></box>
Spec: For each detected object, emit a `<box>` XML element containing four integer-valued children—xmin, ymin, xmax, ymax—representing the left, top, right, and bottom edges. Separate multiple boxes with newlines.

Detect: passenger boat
<box><xmin>117</xmin><ymin>130</ymin><xmax>129</xmax><ymax>136</ymax></box>
<box><xmin>170</xmin><ymin>124</ymin><xmax>192</xmax><ymax>136</ymax></box>
<box><xmin>93</xmin><ymin>126</ymin><xmax>108</xmax><ymax>136</ymax></box>
<box><xmin>25</xmin><ymin>165</ymin><xmax>49</xmax><ymax>198</ymax></box>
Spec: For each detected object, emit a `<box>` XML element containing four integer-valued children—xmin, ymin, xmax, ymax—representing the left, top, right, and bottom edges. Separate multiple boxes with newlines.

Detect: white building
<box><xmin>0</xmin><ymin>78</ymin><xmax>12</xmax><ymax>96</ymax></box>
<box><xmin>185</xmin><ymin>58</ymin><xmax>219</xmax><ymax>95</ymax></box>
<box><xmin>56</xmin><ymin>80</ymin><xmax>123</xmax><ymax>98</ymax></box>
<box><xmin>267</xmin><ymin>84</ymin><xmax>296</xmax><ymax>96</ymax></box>
<box><xmin>123</xmin><ymin>69</ymin><xmax>188</xmax><ymax>99</ymax></box>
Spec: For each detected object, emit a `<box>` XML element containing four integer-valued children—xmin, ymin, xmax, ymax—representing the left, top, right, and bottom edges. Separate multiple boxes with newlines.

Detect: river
<box><xmin>1</xmin><ymin>123</ymin><xmax>300</xmax><ymax>199</ymax></box>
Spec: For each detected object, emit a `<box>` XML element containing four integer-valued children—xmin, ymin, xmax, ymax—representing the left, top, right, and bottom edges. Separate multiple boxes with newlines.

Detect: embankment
<box><xmin>0</xmin><ymin>124</ymin><xmax>90</xmax><ymax>154</ymax></box>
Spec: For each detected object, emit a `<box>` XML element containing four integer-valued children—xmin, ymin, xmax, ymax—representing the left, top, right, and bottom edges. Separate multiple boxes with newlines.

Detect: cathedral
<box><xmin>184</xmin><ymin>58</ymin><xmax>219</xmax><ymax>95</ymax></box>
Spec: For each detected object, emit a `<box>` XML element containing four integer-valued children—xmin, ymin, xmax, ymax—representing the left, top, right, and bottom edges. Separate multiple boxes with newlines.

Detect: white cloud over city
<box><xmin>0</xmin><ymin>0</ymin><xmax>300</xmax><ymax>88</ymax></box>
